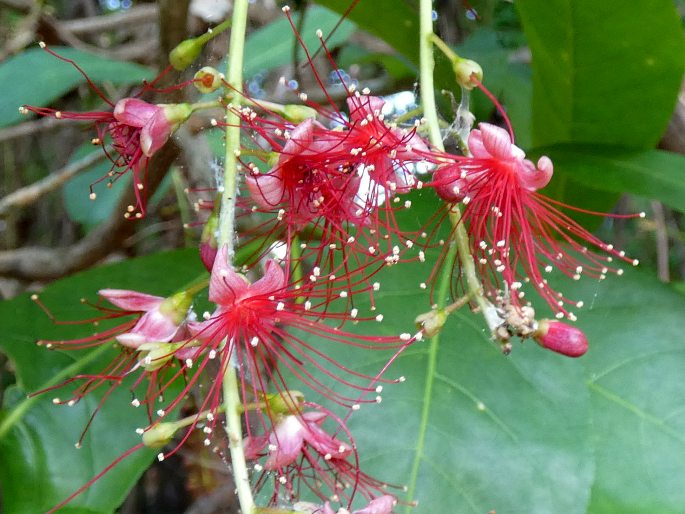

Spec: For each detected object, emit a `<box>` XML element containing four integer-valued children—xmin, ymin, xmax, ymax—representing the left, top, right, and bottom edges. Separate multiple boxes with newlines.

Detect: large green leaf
<box><xmin>516</xmin><ymin>0</ymin><xmax>685</xmax><ymax>148</ymax></box>
<box><xmin>0</xmin><ymin>249</ymin><xmax>202</xmax><ymax>513</ymax></box>
<box><xmin>0</xmin><ymin>46</ymin><xmax>153</xmax><ymax>128</ymax></box>
<box><xmin>338</xmin><ymin>258</ymin><xmax>593</xmax><ymax>513</ymax></box>
<box><xmin>243</xmin><ymin>5</ymin><xmax>357</xmax><ymax>78</ymax></box>
<box><xmin>535</xmin><ymin>144</ymin><xmax>685</xmax><ymax>213</ymax></box>
<box><xmin>314</xmin><ymin>0</ymin><xmax>419</xmax><ymax>64</ymax></box>
<box><xmin>338</xmin><ymin>253</ymin><xmax>685</xmax><ymax>512</ymax></box>
<box><xmin>577</xmin><ymin>269</ymin><xmax>685</xmax><ymax>513</ymax></box>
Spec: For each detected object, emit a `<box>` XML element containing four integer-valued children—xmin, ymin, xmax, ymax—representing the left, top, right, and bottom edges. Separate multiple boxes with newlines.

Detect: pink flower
<box><xmin>97</xmin><ymin>288</ymin><xmax>189</xmax><ymax>348</ymax></box>
<box><xmin>245</xmin><ymin>409</ymin><xmax>351</xmax><ymax>470</ymax></box>
<box><xmin>429</xmin><ymin>122</ymin><xmax>640</xmax><ymax>319</ymax></box>
<box><xmin>20</xmin><ymin>47</ymin><xmax>191</xmax><ymax>217</ymax></box>
<box><xmin>112</xmin><ymin>99</ymin><xmax>190</xmax><ymax>157</ymax></box>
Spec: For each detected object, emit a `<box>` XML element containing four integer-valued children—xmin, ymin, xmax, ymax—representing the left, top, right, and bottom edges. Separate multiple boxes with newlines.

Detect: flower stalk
<box><xmin>218</xmin><ymin>0</ymin><xmax>256</xmax><ymax>512</ymax></box>
<box><xmin>418</xmin><ymin>0</ymin><xmax>493</xmax><ymax>326</ymax></box>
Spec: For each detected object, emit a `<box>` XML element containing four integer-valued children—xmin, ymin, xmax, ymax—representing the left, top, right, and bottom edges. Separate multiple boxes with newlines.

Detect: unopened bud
<box><xmin>453</xmin><ymin>57</ymin><xmax>483</xmax><ymax>90</ymax></box>
<box><xmin>200</xmin><ymin>203</ymin><xmax>219</xmax><ymax>271</ymax></box>
<box><xmin>142</xmin><ymin>421</ymin><xmax>179</xmax><ymax>448</ymax></box>
<box><xmin>169</xmin><ymin>38</ymin><xmax>203</xmax><ymax>71</ymax></box>
<box><xmin>159</xmin><ymin>290</ymin><xmax>193</xmax><ymax>325</ymax></box>
<box><xmin>282</xmin><ymin>104</ymin><xmax>318</xmax><ymax>123</ymax></box>
<box><xmin>267</xmin><ymin>390</ymin><xmax>305</xmax><ymax>415</ymax></box>
<box><xmin>533</xmin><ymin>320</ymin><xmax>588</xmax><ymax>357</ymax></box>
<box><xmin>161</xmin><ymin>103</ymin><xmax>193</xmax><ymax>125</ymax></box>
<box><xmin>415</xmin><ymin>309</ymin><xmax>447</xmax><ymax>337</ymax></box>
<box><xmin>194</xmin><ymin>66</ymin><xmax>223</xmax><ymax>93</ymax></box>
<box><xmin>137</xmin><ymin>342</ymin><xmax>183</xmax><ymax>371</ymax></box>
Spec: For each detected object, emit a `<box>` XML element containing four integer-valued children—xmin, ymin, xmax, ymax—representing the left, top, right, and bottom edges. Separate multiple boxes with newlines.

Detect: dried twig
<box><xmin>59</xmin><ymin>4</ymin><xmax>158</xmax><ymax>34</ymax></box>
<box><xmin>0</xmin><ymin>144</ymin><xmax>178</xmax><ymax>280</ymax></box>
<box><xmin>0</xmin><ymin>149</ymin><xmax>106</xmax><ymax>217</ymax></box>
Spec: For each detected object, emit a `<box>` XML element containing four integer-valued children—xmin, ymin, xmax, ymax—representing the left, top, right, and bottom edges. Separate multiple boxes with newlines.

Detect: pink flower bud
<box><xmin>534</xmin><ymin>320</ymin><xmax>588</xmax><ymax>357</ymax></box>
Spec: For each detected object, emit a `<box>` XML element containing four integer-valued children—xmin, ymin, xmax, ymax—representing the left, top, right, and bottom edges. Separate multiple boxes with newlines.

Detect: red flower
<box><xmin>430</xmin><ymin>122</ymin><xmax>640</xmax><ymax>319</ymax></box>
<box><xmin>188</xmin><ymin>245</ymin><xmax>411</xmax><ymax>408</ymax></box>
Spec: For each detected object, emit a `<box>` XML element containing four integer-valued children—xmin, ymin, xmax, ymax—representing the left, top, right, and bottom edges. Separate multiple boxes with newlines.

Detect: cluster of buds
<box><xmin>26</xmin><ymin>7</ymin><xmax>641</xmax><ymax>513</ymax></box>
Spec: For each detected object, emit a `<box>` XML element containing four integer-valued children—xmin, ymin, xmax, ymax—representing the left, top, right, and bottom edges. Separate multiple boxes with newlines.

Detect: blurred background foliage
<box><xmin>0</xmin><ymin>0</ymin><xmax>684</xmax><ymax>513</ymax></box>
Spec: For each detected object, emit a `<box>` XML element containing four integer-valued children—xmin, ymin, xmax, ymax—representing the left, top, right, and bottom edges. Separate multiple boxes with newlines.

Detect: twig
<box><xmin>651</xmin><ymin>201</ymin><xmax>670</xmax><ymax>282</ymax></box>
<box><xmin>59</xmin><ymin>4</ymin><xmax>158</xmax><ymax>34</ymax></box>
<box><xmin>0</xmin><ymin>149</ymin><xmax>107</xmax><ymax>217</ymax></box>
<box><xmin>0</xmin><ymin>117</ymin><xmax>79</xmax><ymax>143</ymax></box>
<box><xmin>0</xmin><ymin>0</ymin><xmax>30</xmax><ymax>13</ymax></box>
<box><xmin>0</xmin><ymin>144</ymin><xmax>178</xmax><ymax>281</ymax></box>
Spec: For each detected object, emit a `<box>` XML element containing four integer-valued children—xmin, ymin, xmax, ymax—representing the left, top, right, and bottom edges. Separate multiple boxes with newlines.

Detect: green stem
<box><xmin>196</xmin><ymin>18</ymin><xmax>232</xmax><ymax>46</ymax></box>
<box><xmin>0</xmin><ymin>344</ymin><xmax>111</xmax><ymax>440</ymax></box>
<box><xmin>218</xmin><ymin>1</ymin><xmax>255</xmax><ymax>513</ymax></box>
<box><xmin>417</xmin><ymin>0</ymin><xmax>493</xmax><ymax>324</ymax></box>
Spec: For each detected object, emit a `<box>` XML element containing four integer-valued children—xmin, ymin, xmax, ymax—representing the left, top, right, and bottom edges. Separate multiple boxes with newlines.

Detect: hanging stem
<box><xmin>418</xmin><ymin>0</ymin><xmax>493</xmax><ymax>324</ymax></box>
<box><xmin>217</xmin><ymin>0</ymin><xmax>255</xmax><ymax>512</ymax></box>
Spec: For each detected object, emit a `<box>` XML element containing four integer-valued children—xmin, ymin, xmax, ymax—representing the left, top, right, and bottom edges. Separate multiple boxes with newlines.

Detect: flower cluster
<box><xmin>29</xmin><ymin>8</ymin><xmax>642</xmax><ymax>513</ymax></box>
<box><xmin>428</xmin><ymin>121</ymin><xmax>641</xmax><ymax>323</ymax></box>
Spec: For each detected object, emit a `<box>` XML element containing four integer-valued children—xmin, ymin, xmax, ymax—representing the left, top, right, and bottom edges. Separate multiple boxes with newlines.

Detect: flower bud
<box><xmin>142</xmin><ymin>421</ymin><xmax>179</xmax><ymax>448</ymax></box>
<box><xmin>200</xmin><ymin>207</ymin><xmax>219</xmax><ymax>271</ymax></box>
<box><xmin>453</xmin><ymin>57</ymin><xmax>483</xmax><ymax>90</ymax></box>
<box><xmin>415</xmin><ymin>309</ymin><xmax>447</xmax><ymax>337</ymax></box>
<box><xmin>159</xmin><ymin>290</ymin><xmax>193</xmax><ymax>325</ymax></box>
<box><xmin>267</xmin><ymin>390</ymin><xmax>305</xmax><ymax>415</ymax></box>
<box><xmin>282</xmin><ymin>104</ymin><xmax>318</xmax><ymax>123</ymax></box>
<box><xmin>169</xmin><ymin>38</ymin><xmax>203</xmax><ymax>71</ymax></box>
<box><xmin>194</xmin><ymin>66</ymin><xmax>223</xmax><ymax>94</ymax></box>
<box><xmin>137</xmin><ymin>342</ymin><xmax>183</xmax><ymax>371</ymax></box>
<box><xmin>533</xmin><ymin>320</ymin><xmax>588</xmax><ymax>357</ymax></box>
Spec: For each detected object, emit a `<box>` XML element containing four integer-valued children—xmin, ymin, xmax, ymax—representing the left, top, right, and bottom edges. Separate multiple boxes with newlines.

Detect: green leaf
<box><xmin>0</xmin><ymin>249</ymin><xmax>202</xmax><ymax>513</ymax></box>
<box><xmin>62</xmin><ymin>144</ymin><xmax>127</xmax><ymax>227</ymax></box>
<box><xmin>576</xmin><ymin>269</ymin><xmax>685</xmax><ymax>513</ymax></box>
<box><xmin>243</xmin><ymin>5</ymin><xmax>357</xmax><ymax>79</ymax></box>
<box><xmin>338</xmin><ymin>258</ymin><xmax>594</xmax><ymax>513</ymax></box>
<box><xmin>336</xmin><ymin>248</ymin><xmax>685</xmax><ymax>513</ymax></box>
<box><xmin>0</xmin><ymin>46</ymin><xmax>153</xmax><ymax>128</ymax></box>
<box><xmin>534</xmin><ymin>144</ymin><xmax>685</xmax><ymax>213</ymax></box>
<box><xmin>314</xmin><ymin>0</ymin><xmax>419</xmax><ymax>63</ymax></box>
<box><xmin>516</xmin><ymin>0</ymin><xmax>685</xmax><ymax>148</ymax></box>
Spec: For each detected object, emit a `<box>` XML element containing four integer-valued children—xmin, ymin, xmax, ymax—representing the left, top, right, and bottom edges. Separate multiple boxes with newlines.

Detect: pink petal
<box><xmin>519</xmin><ymin>156</ymin><xmax>553</xmax><ymax>191</ymax></box>
<box><xmin>243</xmin><ymin>434</ymin><xmax>269</xmax><ymax>460</ymax></box>
<box><xmin>113</xmin><ymin>98</ymin><xmax>160</xmax><ymax>128</ymax></box>
<box><xmin>245</xmin><ymin>172</ymin><xmax>285</xmax><ymax>210</ymax></box>
<box><xmin>477</xmin><ymin>123</ymin><xmax>516</xmax><ymax>161</ymax></box>
<box><xmin>115</xmin><ymin>332</ymin><xmax>147</xmax><ymax>349</ymax></box>
<box><xmin>346</xmin><ymin>95</ymin><xmax>385</xmax><ymax>122</ymax></box>
<box><xmin>208</xmin><ymin>246</ymin><xmax>250</xmax><ymax>305</ymax></box>
<box><xmin>265</xmin><ymin>415</ymin><xmax>305</xmax><ymax>469</ymax></box>
<box><xmin>140</xmin><ymin>108</ymin><xmax>173</xmax><ymax>156</ymax></box>
<box><xmin>352</xmin><ymin>495</ymin><xmax>396</xmax><ymax>514</ymax></box>
<box><xmin>302</xmin><ymin>422</ymin><xmax>351</xmax><ymax>459</ymax></box>
<box><xmin>98</xmin><ymin>289</ymin><xmax>164</xmax><ymax>311</ymax></box>
<box><xmin>247</xmin><ymin>260</ymin><xmax>286</xmax><ymax>299</ymax></box>
<box><xmin>129</xmin><ymin>309</ymin><xmax>180</xmax><ymax>342</ymax></box>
